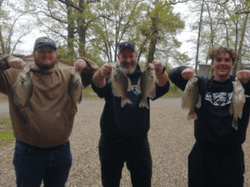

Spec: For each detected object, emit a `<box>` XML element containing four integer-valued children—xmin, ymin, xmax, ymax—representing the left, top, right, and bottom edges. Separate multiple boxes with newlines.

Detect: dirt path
<box><xmin>1</xmin><ymin>98</ymin><xmax>250</xmax><ymax>187</ymax></box>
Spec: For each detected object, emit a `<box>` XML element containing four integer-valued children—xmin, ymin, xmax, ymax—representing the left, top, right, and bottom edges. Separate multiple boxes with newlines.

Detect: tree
<box><xmin>0</xmin><ymin>0</ymin><xmax>33</xmax><ymax>54</ymax></box>
<box><xmin>187</xmin><ymin>0</ymin><xmax>250</xmax><ymax>74</ymax></box>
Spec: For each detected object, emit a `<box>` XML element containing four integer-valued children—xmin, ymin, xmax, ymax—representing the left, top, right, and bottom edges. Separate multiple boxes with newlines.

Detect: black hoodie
<box><xmin>92</xmin><ymin>64</ymin><xmax>170</xmax><ymax>141</ymax></box>
<box><xmin>169</xmin><ymin>66</ymin><xmax>250</xmax><ymax>146</ymax></box>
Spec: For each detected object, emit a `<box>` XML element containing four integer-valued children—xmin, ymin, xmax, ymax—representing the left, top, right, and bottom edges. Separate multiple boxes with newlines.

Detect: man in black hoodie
<box><xmin>169</xmin><ymin>47</ymin><xmax>250</xmax><ymax>187</ymax></box>
<box><xmin>91</xmin><ymin>41</ymin><xmax>169</xmax><ymax>187</ymax></box>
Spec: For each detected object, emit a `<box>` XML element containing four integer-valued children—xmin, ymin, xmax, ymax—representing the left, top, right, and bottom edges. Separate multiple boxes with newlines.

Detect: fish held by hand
<box><xmin>108</xmin><ymin>64</ymin><xmax>133</xmax><ymax>107</ymax></box>
<box><xmin>181</xmin><ymin>76</ymin><xmax>201</xmax><ymax>120</ymax></box>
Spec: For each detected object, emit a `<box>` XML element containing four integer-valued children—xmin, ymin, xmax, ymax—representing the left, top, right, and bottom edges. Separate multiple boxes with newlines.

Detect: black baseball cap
<box><xmin>117</xmin><ymin>41</ymin><xmax>136</xmax><ymax>53</ymax></box>
<box><xmin>33</xmin><ymin>36</ymin><xmax>57</xmax><ymax>51</ymax></box>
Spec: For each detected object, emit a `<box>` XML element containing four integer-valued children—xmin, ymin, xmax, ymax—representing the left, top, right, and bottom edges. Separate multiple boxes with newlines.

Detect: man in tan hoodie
<box><xmin>0</xmin><ymin>36</ymin><xmax>98</xmax><ymax>187</ymax></box>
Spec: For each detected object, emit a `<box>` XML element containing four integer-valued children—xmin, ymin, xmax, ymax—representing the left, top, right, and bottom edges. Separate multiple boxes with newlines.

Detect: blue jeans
<box><xmin>99</xmin><ymin>135</ymin><xmax>152</xmax><ymax>187</ymax></box>
<box><xmin>13</xmin><ymin>140</ymin><xmax>72</xmax><ymax>187</ymax></box>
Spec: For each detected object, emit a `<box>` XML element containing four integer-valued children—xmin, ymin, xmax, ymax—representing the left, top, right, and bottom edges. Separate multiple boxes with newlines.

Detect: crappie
<box><xmin>108</xmin><ymin>64</ymin><xmax>133</xmax><ymax>107</ymax></box>
<box><xmin>137</xmin><ymin>63</ymin><xmax>158</xmax><ymax>109</ymax></box>
<box><xmin>68</xmin><ymin>69</ymin><xmax>84</xmax><ymax>114</ymax></box>
<box><xmin>13</xmin><ymin>66</ymin><xmax>34</xmax><ymax>111</ymax></box>
<box><xmin>229</xmin><ymin>80</ymin><xmax>247</xmax><ymax>130</ymax></box>
<box><xmin>181</xmin><ymin>76</ymin><xmax>201</xmax><ymax>120</ymax></box>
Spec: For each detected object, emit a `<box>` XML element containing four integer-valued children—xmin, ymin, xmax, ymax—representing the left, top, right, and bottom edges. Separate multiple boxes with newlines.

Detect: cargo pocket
<box><xmin>21</xmin><ymin>110</ymin><xmax>73</xmax><ymax>147</ymax></box>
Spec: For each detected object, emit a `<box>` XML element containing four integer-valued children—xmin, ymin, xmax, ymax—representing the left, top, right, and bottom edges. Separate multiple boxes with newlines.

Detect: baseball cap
<box><xmin>33</xmin><ymin>36</ymin><xmax>57</xmax><ymax>51</ymax></box>
<box><xmin>117</xmin><ymin>41</ymin><xmax>136</xmax><ymax>53</ymax></box>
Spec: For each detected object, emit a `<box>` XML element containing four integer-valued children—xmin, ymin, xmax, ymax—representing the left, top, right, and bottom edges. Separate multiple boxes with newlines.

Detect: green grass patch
<box><xmin>0</xmin><ymin>118</ymin><xmax>12</xmax><ymax>131</ymax></box>
<box><xmin>0</xmin><ymin>118</ymin><xmax>14</xmax><ymax>148</ymax></box>
<box><xmin>0</xmin><ymin>130</ymin><xmax>15</xmax><ymax>148</ymax></box>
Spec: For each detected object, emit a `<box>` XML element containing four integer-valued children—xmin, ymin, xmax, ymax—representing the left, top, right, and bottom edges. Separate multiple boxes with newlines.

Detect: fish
<box><xmin>229</xmin><ymin>80</ymin><xmax>248</xmax><ymax>130</ymax></box>
<box><xmin>137</xmin><ymin>63</ymin><xmax>159</xmax><ymax>109</ymax></box>
<box><xmin>13</xmin><ymin>66</ymin><xmax>35</xmax><ymax>112</ymax></box>
<box><xmin>68</xmin><ymin>69</ymin><xmax>84</xmax><ymax>114</ymax></box>
<box><xmin>108</xmin><ymin>64</ymin><xmax>133</xmax><ymax>107</ymax></box>
<box><xmin>181</xmin><ymin>76</ymin><xmax>201</xmax><ymax>120</ymax></box>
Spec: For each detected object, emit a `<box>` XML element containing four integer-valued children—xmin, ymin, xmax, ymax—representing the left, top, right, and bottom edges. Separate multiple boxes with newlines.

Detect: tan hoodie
<box><xmin>0</xmin><ymin>55</ymin><xmax>98</xmax><ymax>148</ymax></box>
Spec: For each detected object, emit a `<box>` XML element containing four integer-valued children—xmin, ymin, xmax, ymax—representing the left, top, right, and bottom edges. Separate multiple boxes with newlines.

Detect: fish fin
<box><xmin>181</xmin><ymin>99</ymin><xmax>187</xmax><ymax>109</ymax></box>
<box><xmin>78</xmin><ymin>93</ymin><xmax>82</xmax><ymax>104</ymax></box>
<box><xmin>71</xmin><ymin>107</ymin><xmax>78</xmax><ymax>114</ymax></box>
<box><xmin>187</xmin><ymin>111</ymin><xmax>198</xmax><ymax>120</ymax></box>
<box><xmin>111</xmin><ymin>86</ymin><xmax>121</xmax><ymax>98</ymax></box>
<box><xmin>121</xmin><ymin>97</ymin><xmax>133</xmax><ymax>107</ymax></box>
<box><xmin>232</xmin><ymin>119</ymin><xmax>238</xmax><ymax>130</ymax></box>
<box><xmin>239</xmin><ymin>111</ymin><xmax>243</xmax><ymax>119</ymax></box>
<box><xmin>155</xmin><ymin>77</ymin><xmax>159</xmax><ymax>84</ymax></box>
<box><xmin>13</xmin><ymin>98</ymin><xmax>22</xmax><ymax>106</ymax></box>
<box><xmin>127</xmin><ymin>78</ymin><xmax>133</xmax><ymax>91</ymax></box>
<box><xmin>139</xmin><ymin>98</ymin><xmax>149</xmax><ymax>109</ymax></box>
<box><xmin>245</xmin><ymin>94</ymin><xmax>250</xmax><ymax>98</ymax></box>
<box><xmin>229</xmin><ymin>104</ymin><xmax>233</xmax><ymax>115</ymax></box>
<box><xmin>29</xmin><ymin>90</ymin><xmax>36</xmax><ymax>102</ymax></box>
<box><xmin>137</xmin><ymin>79</ymin><xmax>141</xmax><ymax>94</ymax></box>
<box><xmin>148</xmin><ymin>86</ymin><xmax>156</xmax><ymax>99</ymax></box>
<box><xmin>108</xmin><ymin>78</ymin><xmax>112</xmax><ymax>84</ymax></box>
<box><xmin>196</xmin><ymin>94</ymin><xmax>202</xmax><ymax>108</ymax></box>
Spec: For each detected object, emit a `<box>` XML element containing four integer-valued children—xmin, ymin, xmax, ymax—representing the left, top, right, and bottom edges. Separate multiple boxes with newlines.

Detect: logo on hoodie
<box><xmin>205</xmin><ymin>91</ymin><xmax>233</xmax><ymax>106</ymax></box>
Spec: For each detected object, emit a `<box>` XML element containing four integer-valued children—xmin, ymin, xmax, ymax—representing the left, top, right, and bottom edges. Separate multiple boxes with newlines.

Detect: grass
<box><xmin>0</xmin><ymin>119</ymin><xmax>14</xmax><ymax>148</ymax></box>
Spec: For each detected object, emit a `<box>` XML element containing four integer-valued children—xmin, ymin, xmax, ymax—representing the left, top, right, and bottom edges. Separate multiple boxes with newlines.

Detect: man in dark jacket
<box><xmin>169</xmin><ymin>47</ymin><xmax>250</xmax><ymax>187</ymax></box>
<box><xmin>91</xmin><ymin>41</ymin><xmax>169</xmax><ymax>187</ymax></box>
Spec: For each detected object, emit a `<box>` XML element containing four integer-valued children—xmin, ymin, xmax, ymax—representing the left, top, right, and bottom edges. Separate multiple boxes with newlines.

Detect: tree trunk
<box><xmin>66</xmin><ymin>0</ymin><xmax>75</xmax><ymax>58</ymax></box>
<box><xmin>195</xmin><ymin>0</ymin><xmax>205</xmax><ymax>73</ymax></box>
<box><xmin>0</xmin><ymin>26</ymin><xmax>5</xmax><ymax>54</ymax></box>
<box><xmin>147</xmin><ymin>0</ymin><xmax>159</xmax><ymax>65</ymax></box>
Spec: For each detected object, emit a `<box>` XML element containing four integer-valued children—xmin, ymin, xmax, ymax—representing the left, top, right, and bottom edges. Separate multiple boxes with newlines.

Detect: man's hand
<box><xmin>152</xmin><ymin>60</ymin><xmax>168</xmax><ymax>87</ymax></box>
<box><xmin>236</xmin><ymin>70</ymin><xmax>250</xmax><ymax>83</ymax></box>
<box><xmin>152</xmin><ymin>60</ymin><xmax>165</xmax><ymax>75</ymax></box>
<box><xmin>8</xmin><ymin>58</ymin><xmax>26</xmax><ymax>69</ymax></box>
<box><xmin>98</xmin><ymin>62</ymin><xmax>113</xmax><ymax>78</ymax></box>
<box><xmin>181</xmin><ymin>68</ymin><xmax>196</xmax><ymax>80</ymax></box>
<box><xmin>74</xmin><ymin>59</ymin><xmax>87</xmax><ymax>73</ymax></box>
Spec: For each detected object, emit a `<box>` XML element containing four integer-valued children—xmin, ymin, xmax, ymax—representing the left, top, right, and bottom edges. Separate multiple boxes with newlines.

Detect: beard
<box><xmin>120</xmin><ymin>62</ymin><xmax>137</xmax><ymax>74</ymax></box>
<box><xmin>34</xmin><ymin>57</ymin><xmax>57</xmax><ymax>71</ymax></box>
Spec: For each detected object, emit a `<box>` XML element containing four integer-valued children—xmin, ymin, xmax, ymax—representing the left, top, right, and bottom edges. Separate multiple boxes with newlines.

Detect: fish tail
<box><xmin>121</xmin><ymin>97</ymin><xmax>133</xmax><ymax>107</ymax></box>
<box><xmin>139</xmin><ymin>98</ymin><xmax>149</xmax><ymax>109</ymax></box>
<box><xmin>187</xmin><ymin>111</ymin><xmax>198</xmax><ymax>120</ymax></box>
<box><xmin>232</xmin><ymin>119</ymin><xmax>238</xmax><ymax>130</ymax></box>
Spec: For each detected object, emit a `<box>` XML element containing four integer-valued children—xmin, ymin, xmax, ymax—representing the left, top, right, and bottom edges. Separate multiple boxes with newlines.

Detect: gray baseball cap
<box><xmin>34</xmin><ymin>36</ymin><xmax>57</xmax><ymax>51</ymax></box>
<box><xmin>117</xmin><ymin>41</ymin><xmax>136</xmax><ymax>53</ymax></box>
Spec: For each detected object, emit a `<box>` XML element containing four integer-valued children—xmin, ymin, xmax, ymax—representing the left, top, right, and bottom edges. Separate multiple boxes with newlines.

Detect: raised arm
<box><xmin>75</xmin><ymin>57</ymin><xmax>98</xmax><ymax>87</ymax></box>
<box><xmin>92</xmin><ymin>62</ymin><xmax>113</xmax><ymax>88</ymax></box>
<box><xmin>168</xmin><ymin>66</ymin><xmax>195</xmax><ymax>91</ymax></box>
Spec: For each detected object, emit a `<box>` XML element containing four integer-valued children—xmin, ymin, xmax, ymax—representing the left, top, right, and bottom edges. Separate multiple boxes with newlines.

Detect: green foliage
<box><xmin>0</xmin><ymin>130</ymin><xmax>15</xmax><ymax>148</ymax></box>
<box><xmin>0</xmin><ymin>118</ymin><xmax>12</xmax><ymax>129</ymax></box>
<box><xmin>0</xmin><ymin>118</ymin><xmax>14</xmax><ymax>148</ymax></box>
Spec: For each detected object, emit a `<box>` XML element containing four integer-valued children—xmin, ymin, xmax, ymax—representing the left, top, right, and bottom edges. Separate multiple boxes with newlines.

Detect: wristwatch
<box><xmin>161</xmin><ymin>65</ymin><xmax>166</xmax><ymax>74</ymax></box>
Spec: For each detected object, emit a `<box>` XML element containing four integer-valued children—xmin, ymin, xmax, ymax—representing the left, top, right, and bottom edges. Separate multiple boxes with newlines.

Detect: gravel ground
<box><xmin>0</xmin><ymin>99</ymin><xmax>250</xmax><ymax>187</ymax></box>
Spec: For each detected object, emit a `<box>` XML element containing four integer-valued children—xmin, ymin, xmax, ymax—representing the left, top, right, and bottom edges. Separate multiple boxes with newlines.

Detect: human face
<box><xmin>211</xmin><ymin>52</ymin><xmax>235</xmax><ymax>82</ymax></box>
<box><xmin>33</xmin><ymin>46</ymin><xmax>57</xmax><ymax>71</ymax></box>
<box><xmin>117</xmin><ymin>48</ymin><xmax>138</xmax><ymax>74</ymax></box>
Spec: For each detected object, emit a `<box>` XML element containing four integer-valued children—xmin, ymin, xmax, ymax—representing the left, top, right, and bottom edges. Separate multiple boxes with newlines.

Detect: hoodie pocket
<box><xmin>21</xmin><ymin>110</ymin><xmax>73</xmax><ymax>148</ymax></box>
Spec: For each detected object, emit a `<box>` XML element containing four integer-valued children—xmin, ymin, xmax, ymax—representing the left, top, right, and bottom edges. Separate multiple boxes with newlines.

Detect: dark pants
<box><xmin>188</xmin><ymin>141</ymin><xmax>245</xmax><ymax>187</ymax></box>
<box><xmin>13</xmin><ymin>140</ymin><xmax>72</xmax><ymax>187</ymax></box>
<box><xmin>99</xmin><ymin>135</ymin><xmax>152</xmax><ymax>187</ymax></box>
